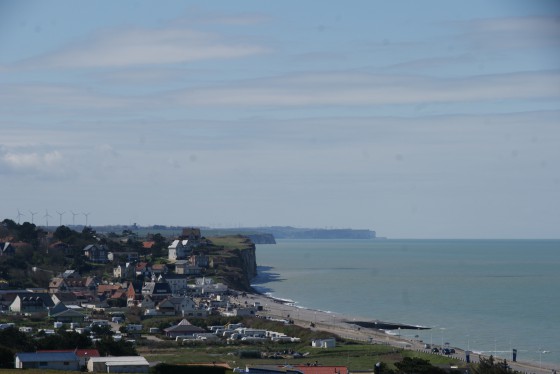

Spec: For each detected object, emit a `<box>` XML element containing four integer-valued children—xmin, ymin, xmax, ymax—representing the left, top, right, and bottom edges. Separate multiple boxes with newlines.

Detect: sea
<box><xmin>251</xmin><ymin>239</ymin><xmax>560</xmax><ymax>367</ymax></box>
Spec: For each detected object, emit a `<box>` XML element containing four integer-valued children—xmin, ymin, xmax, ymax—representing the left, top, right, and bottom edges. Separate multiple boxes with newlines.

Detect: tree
<box><xmin>95</xmin><ymin>337</ymin><xmax>137</xmax><ymax>356</ymax></box>
<box><xmin>394</xmin><ymin>357</ymin><xmax>446</xmax><ymax>374</ymax></box>
<box><xmin>54</xmin><ymin>225</ymin><xmax>74</xmax><ymax>241</ymax></box>
<box><xmin>471</xmin><ymin>355</ymin><xmax>514</xmax><ymax>374</ymax></box>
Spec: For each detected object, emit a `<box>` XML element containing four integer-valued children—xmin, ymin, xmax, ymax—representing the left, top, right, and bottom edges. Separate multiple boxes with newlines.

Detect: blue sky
<box><xmin>1</xmin><ymin>1</ymin><xmax>559</xmax><ymax>238</ymax></box>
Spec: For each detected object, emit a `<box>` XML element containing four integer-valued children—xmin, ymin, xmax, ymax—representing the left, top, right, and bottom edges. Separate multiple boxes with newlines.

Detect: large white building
<box><xmin>87</xmin><ymin>356</ymin><xmax>149</xmax><ymax>373</ymax></box>
<box><xmin>168</xmin><ymin>240</ymin><xmax>191</xmax><ymax>261</ymax></box>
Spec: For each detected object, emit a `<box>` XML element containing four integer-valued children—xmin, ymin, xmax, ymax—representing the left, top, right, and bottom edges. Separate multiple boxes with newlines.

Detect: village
<box><xmin>0</xmin><ymin>223</ymin><xmax>343</xmax><ymax>374</ymax></box>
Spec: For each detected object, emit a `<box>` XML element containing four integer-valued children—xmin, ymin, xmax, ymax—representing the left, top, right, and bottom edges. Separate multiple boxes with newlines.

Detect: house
<box><xmin>37</xmin><ymin>349</ymin><xmax>100</xmax><ymax>368</ymax></box>
<box><xmin>189</xmin><ymin>278</ymin><xmax>228</xmax><ymax>296</ymax></box>
<box><xmin>50</xmin><ymin>308</ymin><xmax>86</xmax><ymax>323</ymax></box>
<box><xmin>0</xmin><ymin>242</ymin><xmax>15</xmax><ymax>256</ymax></box>
<box><xmin>48</xmin><ymin>278</ymin><xmax>68</xmax><ymax>294</ymax></box>
<box><xmin>142</xmin><ymin>241</ymin><xmax>155</xmax><ymax>251</ymax></box>
<box><xmin>49</xmin><ymin>275</ymin><xmax>98</xmax><ymax>297</ymax></box>
<box><xmin>151</xmin><ymin>263</ymin><xmax>168</xmax><ymax>276</ymax></box>
<box><xmin>135</xmin><ymin>262</ymin><xmax>151</xmax><ymax>277</ymax></box>
<box><xmin>159</xmin><ymin>274</ymin><xmax>189</xmax><ymax>295</ymax></box>
<box><xmin>311</xmin><ymin>338</ymin><xmax>336</xmax><ymax>349</ymax></box>
<box><xmin>59</xmin><ymin>270</ymin><xmax>81</xmax><ymax>279</ymax></box>
<box><xmin>141</xmin><ymin>281</ymin><xmax>172</xmax><ymax>302</ymax></box>
<box><xmin>87</xmin><ymin>356</ymin><xmax>149</xmax><ymax>373</ymax></box>
<box><xmin>181</xmin><ymin>227</ymin><xmax>201</xmax><ymax>240</ymax></box>
<box><xmin>15</xmin><ymin>352</ymin><xmax>80</xmax><ymax>370</ymax></box>
<box><xmin>97</xmin><ymin>284</ymin><xmax>124</xmax><ymax>300</ymax></box>
<box><xmin>83</xmin><ymin>244</ymin><xmax>109</xmax><ymax>263</ymax></box>
<box><xmin>126</xmin><ymin>281</ymin><xmax>143</xmax><ymax>307</ymax></box>
<box><xmin>157</xmin><ymin>296</ymin><xmax>207</xmax><ymax>317</ymax></box>
<box><xmin>168</xmin><ymin>240</ymin><xmax>192</xmax><ymax>261</ymax></box>
<box><xmin>51</xmin><ymin>292</ymin><xmax>79</xmax><ymax>306</ymax></box>
<box><xmin>189</xmin><ymin>254</ymin><xmax>209</xmax><ymax>268</ymax></box>
<box><xmin>163</xmin><ymin>318</ymin><xmax>205</xmax><ymax>338</ymax></box>
<box><xmin>174</xmin><ymin>260</ymin><xmax>202</xmax><ymax>276</ymax></box>
<box><xmin>113</xmin><ymin>263</ymin><xmax>134</xmax><ymax>279</ymax></box>
<box><xmin>9</xmin><ymin>293</ymin><xmax>55</xmax><ymax>313</ymax></box>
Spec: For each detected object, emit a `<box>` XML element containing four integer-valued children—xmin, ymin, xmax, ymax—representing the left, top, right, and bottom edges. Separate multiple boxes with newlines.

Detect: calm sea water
<box><xmin>251</xmin><ymin>239</ymin><xmax>560</xmax><ymax>367</ymax></box>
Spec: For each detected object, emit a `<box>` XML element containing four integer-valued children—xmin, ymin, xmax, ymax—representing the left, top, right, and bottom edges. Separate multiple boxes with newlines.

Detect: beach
<box><xmin>234</xmin><ymin>292</ymin><xmax>557</xmax><ymax>374</ymax></box>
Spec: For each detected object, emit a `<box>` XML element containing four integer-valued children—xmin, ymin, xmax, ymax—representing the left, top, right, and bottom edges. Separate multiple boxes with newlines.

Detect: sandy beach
<box><xmin>234</xmin><ymin>292</ymin><xmax>557</xmax><ymax>374</ymax></box>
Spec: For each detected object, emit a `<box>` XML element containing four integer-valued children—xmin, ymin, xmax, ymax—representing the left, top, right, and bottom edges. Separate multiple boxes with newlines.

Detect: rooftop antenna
<box><xmin>83</xmin><ymin>212</ymin><xmax>91</xmax><ymax>227</ymax></box>
<box><xmin>44</xmin><ymin>209</ymin><xmax>53</xmax><ymax>227</ymax></box>
<box><xmin>56</xmin><ymin>211</ymin><xmax>65</xmax><ymax>227</ymax></box>
<box><xmin>29</xmin><ymin>211</ymin><xmax>38</xmax><ymax>224</ymax></box>
<box><xmin>16</xmin><ymin>209</ymin><xmax>25</xmax><ymax>224</ymax></box>
<box><xmin>71</xmin><ymin>211</ymin><xmax>79</xmax><ymax>226</ymax></box>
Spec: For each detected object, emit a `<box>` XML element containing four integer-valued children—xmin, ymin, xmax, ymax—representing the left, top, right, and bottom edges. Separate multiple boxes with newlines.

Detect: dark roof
<box><xmin>161</xmin><ymin>274</ymin><xmax>189</xmax><ymax>280</ymax></box>
<box><xmin>18</xmin><ymin>293</ymin><xmax>55</xmax><ymax>308</ymax></box>
<box><xmin>16</xmin><ymin>352</ymin><xmax>78</xmax><ymax>362</ymax></box>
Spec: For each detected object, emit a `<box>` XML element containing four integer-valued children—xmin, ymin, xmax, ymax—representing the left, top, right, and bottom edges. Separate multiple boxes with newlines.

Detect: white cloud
<box><xmin>20</xmin><ymin>26</ymin><xmax>270</xmax><ymax>69</ymax></box>
<box><xmin>0</xmin><ymin>148</ymin><xmax>63</xmax><ymax>175</ymax></box>
<box><xmin>171</xmin><ymin>70</ymin><xmax>560</xmax><ymax>107</ymax></box>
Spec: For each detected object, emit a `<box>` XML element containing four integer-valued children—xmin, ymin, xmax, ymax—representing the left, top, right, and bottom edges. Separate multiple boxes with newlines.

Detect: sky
<box><xmin>1</xmin><ymin>1</ymin><xmax>559</xmax><ymax>238</ymax></box>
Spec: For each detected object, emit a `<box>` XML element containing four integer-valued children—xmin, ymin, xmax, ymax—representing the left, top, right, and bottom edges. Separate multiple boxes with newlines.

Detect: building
<box><xmin>141</xmin><ymin>281</ymin><xmax>172</xmax><ymax>302</ymax></box>
<box><xmin>163</xmin><ymin>318</ymin><xmax>205</xmax><ymax>338</ymax></box>
<box><xmin>174</xmin><ymin>260</ymin><xmax>202</xmax><ymax>276</ymax></box>
<box><xmin>15</xmin><ymin>352</ymin><xmax>80</xmax><ymax>370</ymax></box>
<box><xmin>37</xmin><ymin>349</ymin><xmax>100</xmax><ymax>367</ymax></box>
<box><xmin>157</xmin><ymin>296</ymin><xmax>208</xmax><ymax>317</ymax></box>
<box><xmin>159</xmin><ymin>274</ymin><xmax>189</xmax><ymax>295</ymax></box>
<box><xmin>9</xmin><ymin>293</ymin><xmax>55</xmax><ymax>313</ymax></box>
<box><xmin>181</xmin><ymin>227</ymin><xmax>201</xmax><ymax>240</ymax></box>
<box><xmin>0</xmin><ymin>242</ymin><xmax>16</xmax><ymax>256</ymax></box>
<box><xmin>113</xmin><ymin>263</ymin><xmax>135</xmax><ymax>279</ymax></box>
<box><xmin>83</xmin><ymin>244</ymin><xmax>109</xmax><ymax>263</ymax></box>
<box><xmin>311</xmin><ymin>338</ymin><xmax>336</xmax><ymax>349</ymax></box>
<box><xmin>168</xmin><ymin>240</ymin><xmax>192</xmax><ymax>261</ymax></box>
<box><xmin>87</xmin><ymin>356</ymin><xmax>149</xmax><ymax>373</ymax></box>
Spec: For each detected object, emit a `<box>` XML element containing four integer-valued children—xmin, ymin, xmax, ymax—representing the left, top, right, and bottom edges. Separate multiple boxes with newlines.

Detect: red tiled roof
<box><xmin>143</xmin><ymin>241</ymin><xmax>155</xmax><ymax>249</ymax></box>
<box><xmin>295</xmin><ymin>366</ymin><xmax>348</xmax><ymax>374</ymax></box>
<box><xmin>38</xmin><ymin>349</ymin><xmax>100</xmax><ymax>358</ymax></box>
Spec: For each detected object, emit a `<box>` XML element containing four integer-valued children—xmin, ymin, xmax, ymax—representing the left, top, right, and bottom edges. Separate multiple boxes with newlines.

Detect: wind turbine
<box><xmin>71</xmin><ymin>211</ymin><xmax>79</xmax><ymax>226</ymax></box>
<box><xmin>16</xmin><ymin>209</ymin><xmax>25</xmax><ymax>224</ymax></box>
<box><xmin>44</xmin><ymin>209</ymin><xmax>53</xmax><ymax>227</ymax></box>
<box><xmin>29</xmin><ymin>211</ymin><xmax>38</xmax><ymax>224</ymax></box>
<box><xmin>56</xmin><ymin>210</ymin><xmax>65</xmax><ymax>226</ymax></box>
<box><xmin>83</xmin><ymin>212</ymin><xmax>91</xmax><ymax>227</ymax></box>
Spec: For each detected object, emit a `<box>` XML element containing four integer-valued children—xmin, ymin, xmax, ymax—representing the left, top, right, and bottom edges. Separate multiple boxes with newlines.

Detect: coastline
<box><xmin>235</xmin><ymin>290</ymin><xmax>557</xmax><ymax>374</ymax></box>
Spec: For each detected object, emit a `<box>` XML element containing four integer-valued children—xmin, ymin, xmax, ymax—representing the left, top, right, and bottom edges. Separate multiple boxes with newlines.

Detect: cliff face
<box><xmin>207</xmin><ymin>235</ymin><xmax>258</xmax><ymax>292</ymax></box>
<box><xmin>246</xmin><ymin>233</ymin><xmax>276</xmax><ymax>244</ymax></box>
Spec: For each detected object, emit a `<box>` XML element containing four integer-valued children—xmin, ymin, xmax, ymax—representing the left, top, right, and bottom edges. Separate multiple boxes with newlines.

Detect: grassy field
<box><xmin>139</xmin><ymin>341</ymin><xmax>463</xmax><ymax>372</ymax></box>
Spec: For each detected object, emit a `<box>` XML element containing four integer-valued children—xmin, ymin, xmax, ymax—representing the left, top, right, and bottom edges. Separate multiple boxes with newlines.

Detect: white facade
<box><xmin>87</xmin><ymin>356</ymin><xmax>149</xmax><ymax>373</ymax></box>
<box><xmin>311</xmin><ymin>338</ymin><xmax>336</xmax><ymax>348</ymax></box>
<box><xmin>168</xmin><ymin>239</ymin><xmax>193</xmax><ymax>261</ymax></box>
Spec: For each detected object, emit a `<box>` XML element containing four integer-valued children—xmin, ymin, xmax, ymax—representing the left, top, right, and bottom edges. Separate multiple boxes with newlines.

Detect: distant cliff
<box><xmin>255</xmin><ymin>226</ymin><xmax>376</xmax><ymax>239</ymax></box>
<box><xmin>246</xmin><ymin>233</ymin><xmax>276</xmax><ymax>244</ymax></box>
<box><xmin>202</xmin><ymin>227</ymin><xmax>376</xmax><ymax>240</ymax></box>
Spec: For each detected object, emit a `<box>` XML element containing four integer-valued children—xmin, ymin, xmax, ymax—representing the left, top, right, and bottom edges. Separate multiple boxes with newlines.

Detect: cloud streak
<box><xmin>18</xmin><ymin>26</ymin><xmax>270</xmax><ymax>69</ymax></box>
<box><xmin>171</xmin><ymin>70</ymin><xmax>560</xmax><ymax>107</ymax></box>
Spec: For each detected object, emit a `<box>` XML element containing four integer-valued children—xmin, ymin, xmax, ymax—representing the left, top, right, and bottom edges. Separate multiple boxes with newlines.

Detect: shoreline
<box><xmin>236</xmin><ymin>290</ymin><xmax>558</xmax><ymax>374</ymax></box>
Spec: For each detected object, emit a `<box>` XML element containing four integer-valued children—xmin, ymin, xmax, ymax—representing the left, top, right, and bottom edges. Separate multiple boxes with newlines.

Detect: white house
<box><xmin>87</xmin><ymin>356</ymin><xmax>149</xmax><ymax>373</ymax></box>
<box><xmin>158</xmin><ymin>274</ymin><xmax>189</xmax><ymax>295</ymax></box>
<box><xmin>168</xmin><ymin>240</ymin><xmax>192</xmax><ymax>261</ymax></box>
<box><xmin>311</xmin><ymin>338</ymin><xmax>336</xmax><ymax>348</ymax></box>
